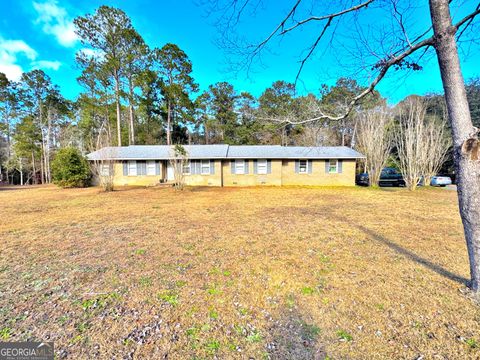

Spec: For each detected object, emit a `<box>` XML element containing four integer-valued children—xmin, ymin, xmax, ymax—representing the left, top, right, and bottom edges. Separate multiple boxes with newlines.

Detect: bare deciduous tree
<box><xmin>395</xmin><ymin>98</ymin><xmax>428</xmax><ymax>191</ymax></box>
<box><xmin>395</xmin><ymin>97</ymin><xmax>451</xmax><ymax>190</ymax></box>
<box><xmin>297</xmin><ymin>123</ymin><xmax>339</xmax><ymax>146</ymax></box>
<box><xmin>92</xmin><ymin>122</ymin><xmax>116</xmax><ymax>192</ymax></box>
<box><xmin>422</xmin><ymin>116</ymin><xmax>452</xmax><ymax>186</ymax></box>
<box><xmin>356</xmin><ymin>107</ymin><xmax>394</xmax><ymax>186</ymax></box>
<box><xmin>169</xmin><ymin>144</ymin><xmax>189</xmax><ymax>190</ymax></box>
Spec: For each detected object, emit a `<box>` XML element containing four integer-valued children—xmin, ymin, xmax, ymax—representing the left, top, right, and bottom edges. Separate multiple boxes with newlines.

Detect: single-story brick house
<box><xmin>87</xmin><ymin>145</ymin><xmax>365</xmax><ymax>187</ymax></box>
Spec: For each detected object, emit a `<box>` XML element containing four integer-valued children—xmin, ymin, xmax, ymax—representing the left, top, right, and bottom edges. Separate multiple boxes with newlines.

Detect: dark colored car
<box><xmin>379</xmin><ymin>168</ymin><xmax>406</xmax><ymax>187</ymax></box>
<box><xmin>356</xmin><ymin>168</ymin><xmax>406</xmax><ymax>187</ymax></box>
<box><xmin>355</xmin><ymin>172</ymin><xmax>369</xmax><ymax>186</ymax></box>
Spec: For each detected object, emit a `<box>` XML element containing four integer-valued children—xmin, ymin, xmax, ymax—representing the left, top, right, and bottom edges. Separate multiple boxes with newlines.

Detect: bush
<box><xmin>51</xmin><ymin>147</ymin><xmax>91</xmax><ymax>188</ymax></box>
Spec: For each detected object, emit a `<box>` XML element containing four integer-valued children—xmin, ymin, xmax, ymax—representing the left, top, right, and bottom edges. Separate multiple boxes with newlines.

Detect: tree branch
<box><xmin>250</xmin><ymin>0</ymin><xmax>302</xmax><ymax>57</ymax></box>
<box><xmin>295</xmin><ymin>17</ymin><xmax>333</xmax><ymax>84</ymax></box>
<box><xmin>279</xmin><ymin>0</ymin><xmax>375</xmax><ymax>35</ymax></box>
<box><xmin>454</xmin><ymin>2</ymin><xmax>480</xmax><ymax>31</ymax></box>
<box><xmin>455</xmin><ymin>3</ymin><xmax>480</xmax><ymax>41</ymax></box>
<box><xmin>279</xmin><ymin>36</ymin><xmax>435</xmax><ymax>124</ymax></box>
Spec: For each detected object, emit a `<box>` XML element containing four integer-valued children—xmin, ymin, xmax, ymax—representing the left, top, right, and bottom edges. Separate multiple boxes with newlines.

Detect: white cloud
<box><xmin>33</xmin><ymin>0</ymin><xmax>78</xmax><ymax>47</ymax></box>
<box><xmin>0</xmin><ymin>38</ymin><xmax>38</xmax><ymax>80</ymax></box>
<box><xmin>0</xmin><ymin>37</ymin><xmax>62</xmax><ymax>81</ymax></box>
<box><xmin>31</xmin><ymin>60</ymin><xmax>62</xmax><ymax>70</ymax></box>
<box><xmin>0</xmin><ymin>63</ymin><xmax>24</xmax><ymax>82</ymax></box>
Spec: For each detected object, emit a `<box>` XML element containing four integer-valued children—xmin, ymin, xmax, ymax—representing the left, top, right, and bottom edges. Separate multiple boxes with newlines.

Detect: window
<box><xmin>147</xmin><ymin>161</ymin><xmax>156</xmax><ymax>176</ymax></box>
<box><xmin>100</xmin><ymin>164</ymin><xmax>110</xmax><ymax>176</ymax></box>
<box><xmin>328</xmin><ymin>159</ymin><xmax>338</xmax><ymax>173</ymax></box>
<box><xmin>257</xmin><ymin>159</ymin><xmax>267</xmax><ymax>175</ymax></box>
<box><xmin>235</xmin><ymin>160</ymin><xmax>245</xmax><ymax>174</ymax></box>
<box><xmin>183</xmin><ymin>161</ymin><xmax>191</xmax><ymax>175</ymax></box>
<box><xmin>201</xmin><ymin>160</ymin><xmax>210</xmax><ymax>175</ymax></box>
<box><xmin>299</xmin><ymin>160</ymin><xmax>308</xmax><ymax>174</ymax></box>
<box><xmin>128</xmin><ymin>161</ymin><xmax>137</xmax><ymax>176</ymax></box>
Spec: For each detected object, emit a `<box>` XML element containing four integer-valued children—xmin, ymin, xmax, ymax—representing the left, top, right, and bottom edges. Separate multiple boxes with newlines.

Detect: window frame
<box><xmin>100</xmin><ymin>163</ymin><xmax>110</xmax><ymax>176</ymax></box>
<box><xmin>183</xmin><ymin>161</ymin><xmax>191</xmax><ymax>175</ymax></box>
<box><xmin>235</xmin><ymin>160</ymin><xmax>245</xmax><ymax>175</ymax></box>
<box><xmin>201</xmin><ymin>160</ymin><xmax>211</xmax><ymax>175</ymax></box>
<box><xmin>328</xmin><ymin>159</ymin><xmax>338</xmax><ymax>174</ymax></box>
<box><xmin>299</xmin><ymin>160</ymin><xmax>308</xmax><ymax>174</ymax></box>
<box><xmin>146</xmin><ymin>161</ymin><xmax>156</xmax><ymax>176</ymax></box>
<box><xmin>128</xmin><ymin>160</ymin><xmax>137</xmax><ymax>176</ymax></box>
<box><xmin>257</xmin><ymin>159</ymin><xmax>267</xmax><ymax>175</ymax></box>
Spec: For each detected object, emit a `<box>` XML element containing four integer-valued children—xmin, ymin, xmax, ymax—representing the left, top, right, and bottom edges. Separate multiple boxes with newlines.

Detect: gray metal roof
<box><xmin>87</xmin><ymin>145</ymin><xmax>229</xmax><ymax>160</ymax></box>
<box><xmin>87</xmin><ymin>145</ymin><xmax>364</xmax><ymax>161</ymax></box>
<box><xmin>227</xmin><ymin>145</ymin><xmax>364</xmax><ymax>159</ymax></box>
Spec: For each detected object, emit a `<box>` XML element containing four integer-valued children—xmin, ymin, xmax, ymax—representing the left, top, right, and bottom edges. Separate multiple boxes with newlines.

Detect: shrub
<box><xmin>51</xmin><ymin>147</ymin><xmax>91</xmax><ymax>188</ymax></box>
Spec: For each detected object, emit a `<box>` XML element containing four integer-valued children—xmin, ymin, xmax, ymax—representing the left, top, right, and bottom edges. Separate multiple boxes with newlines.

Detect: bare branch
<box><xmin>456</xmin><ymin>3</ymin><xmax>480</xmax><ymax>41</ymax></box>
<box><xmin>250</xmin><ymin>0</ymin><xmax>302</xmax><ymax>57</ymax></box>
<box><xmin>279</xmin><ymin>0</ymin><xmax>375</xmax><ymax>35</ymax></box>
<box><xmin>295</xmin><ymin>17</ymin><xmax>333</xmax><ymax>84</ymax></box>
<box><xmin>280</xmin><ymin>36</ymin><xmax>434</xmax><ymax>125</ymax></box>
<box><xmin>454</xmin><ymin>2</ymin><xmax>480</xmax><ymax>31</ymax></box>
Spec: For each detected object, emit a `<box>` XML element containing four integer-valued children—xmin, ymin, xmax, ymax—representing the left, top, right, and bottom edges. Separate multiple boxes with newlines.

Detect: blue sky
<box><xmin>0</xmin><ymin>0</ymin><xmax>478</xmax><ymax>104</ymax></box>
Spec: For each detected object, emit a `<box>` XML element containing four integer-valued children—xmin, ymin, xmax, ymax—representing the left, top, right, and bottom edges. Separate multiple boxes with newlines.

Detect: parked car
<box><xmin>355</xmin><ymin>172</ymin><xmax>369</xmax><ymax>186</ymax></box>
<box><xmin>355</xmin><ymin>168</ymin><xmax>406</xmax><ymax>187</ymax></box>
<box><xmin>430</xmin><ymin>175</ymin><xmax>452</xmax><ymax>187</ymax></box>
<box><xmin>379</xmin><ymin>168</ymin><xmax>406</xmax><ymax>187</ymax></box>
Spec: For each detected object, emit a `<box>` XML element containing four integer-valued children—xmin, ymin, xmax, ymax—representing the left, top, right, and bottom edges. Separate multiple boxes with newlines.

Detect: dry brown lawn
<box><xmin>0</xmin><ymin>185</ymin><xmax>479</xmax><ymax>359</ymax></box>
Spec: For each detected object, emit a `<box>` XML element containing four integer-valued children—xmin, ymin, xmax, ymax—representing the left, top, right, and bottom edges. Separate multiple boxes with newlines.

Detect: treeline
<box><xmin>0</xmin><ymin>5</ymin><xmax>479</xmax><ymax>185</ymax></box>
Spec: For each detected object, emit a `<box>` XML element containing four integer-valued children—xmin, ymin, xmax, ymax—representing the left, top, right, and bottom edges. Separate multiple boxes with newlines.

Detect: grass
<box><xmin>0</xmin><ymin>184</ymin><xmax>478</xmax><ymax>359</ymax></box>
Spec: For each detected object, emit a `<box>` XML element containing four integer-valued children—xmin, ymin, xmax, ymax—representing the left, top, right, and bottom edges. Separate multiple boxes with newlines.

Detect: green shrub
<box><xmin>51</xmin><ymin>147</ymin><xmax>91</xmax><ymax>188</ymax></box>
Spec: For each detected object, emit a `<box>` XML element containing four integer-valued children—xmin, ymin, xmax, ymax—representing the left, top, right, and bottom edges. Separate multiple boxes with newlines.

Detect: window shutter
<box><xmin>210</xmin><ymin>160</ymin><xmax>215</xmax><ymax>175</ymax></box>
<box><xmin>245</xmin><ymin>160</ymin><xmax>249</xmax><ymax>174</ymax></box>
<box><xmin>231</xmin><ymin>160</ymin><xmax>236</xmax><ymax>174</ymax></box>
<box><xmin>325</xmin><ymin>159</ymin><xmax>330</xmax><ymax>173</ymax></box>
<box><xmin>123</xmin><ymin>162</ymin><xmax>128</xmax><ymax>176</ymax></box>
<box><xmin>295</xmin><ymin>160</ymin><xmax>300</xmax><ymax>173</ymax></box>
<box><xmin>267</xmin><ymin>160</ymin><xmax>272</xmax><ymax>174</ymax></box>
<box><xmin>155</xmin><ymin>161</ymin><xmax>160</xmax><ymax>175</ymax></box>
<box><xmin>253</xmin><ymin>160</ymin><xmax>258</xmax><ymax>174</ymax></box>
<box><xmin>195</xmin><ymin>161</ymin><xmax>201</xmax><ymax>174</ymax></box>
<box><xmin>308</xmin><ymin>160</ymin><xmax>313</xmax><ymax>174</ymax></box>
<box><xmin>338</xmin><ymin>160</ymin><xmax>343</xmax><ymax>173</ymax></box>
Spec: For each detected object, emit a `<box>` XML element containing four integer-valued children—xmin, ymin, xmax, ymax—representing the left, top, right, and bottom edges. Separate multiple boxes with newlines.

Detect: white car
<box><xmin>430</xmin><ymin>176</ymin><xmax>452</xmax><ymax>187</ymax></box>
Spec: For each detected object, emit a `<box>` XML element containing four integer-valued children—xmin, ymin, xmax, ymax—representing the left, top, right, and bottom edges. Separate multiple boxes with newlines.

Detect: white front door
<box><xmin>167</xmin><ymin>163</ymin><xmax>175</xmax><ymax>181</ymax></box>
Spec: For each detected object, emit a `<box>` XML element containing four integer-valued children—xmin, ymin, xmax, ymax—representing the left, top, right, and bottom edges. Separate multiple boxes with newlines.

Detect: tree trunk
<box><xmin>351</xmin><ymin>119</ymin><xmax>358</xmax><ymax>149</ymax></box>
<box><xmin>105</xmin><ymin>103</ymin><xmax>112</xmax><ymax>145</ymax></box>
<box><xmin>46</xmin><ymin>107</ymin><xmax>52</xmax><ymax>183</ymax></box>
<box><xmin>6</xmin><ymin>117</ymin><xmax>11</xmax><ymax>159</ymax></box>
<box><xmin>128</xmin><ymin>78</ymin><xmax>135</xmax><ymax>145</ymax></box>
<box><xmin>205</xmin><ymin>121</ymin><xmax>209</xmax><ymax>144</ymax></box>
<box><xmin>19</xmin><ymin>160</ymin><xmax>23</xmax><ymax>186</ymax></box>
<box><xmin>40</xmin><ymin>152</ymin><xmax>45</xmax><ymax>184</ymax></box>
<box><xmin>167</xmin><ymin>101</ymin><xmax>172</xmax><ymax>145</ymax></box>
<box><xmin>31</xmin><ymin>152</ymin><xmax>37</xmax><ymax>185</ymax></box>
<box><xmin>114</xmin><ymin>69</ymin><xmax>122</xmax><ymax>147</ymax></box>
<box><xmin>38</xmin><ymin>98</ymin><xmax>45</xmax><ymax>184</ymax></box>
<box><xmin>430</xmin><ymin>0</ymin><xmax>480</xmax><ymax>290</ymax></box>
